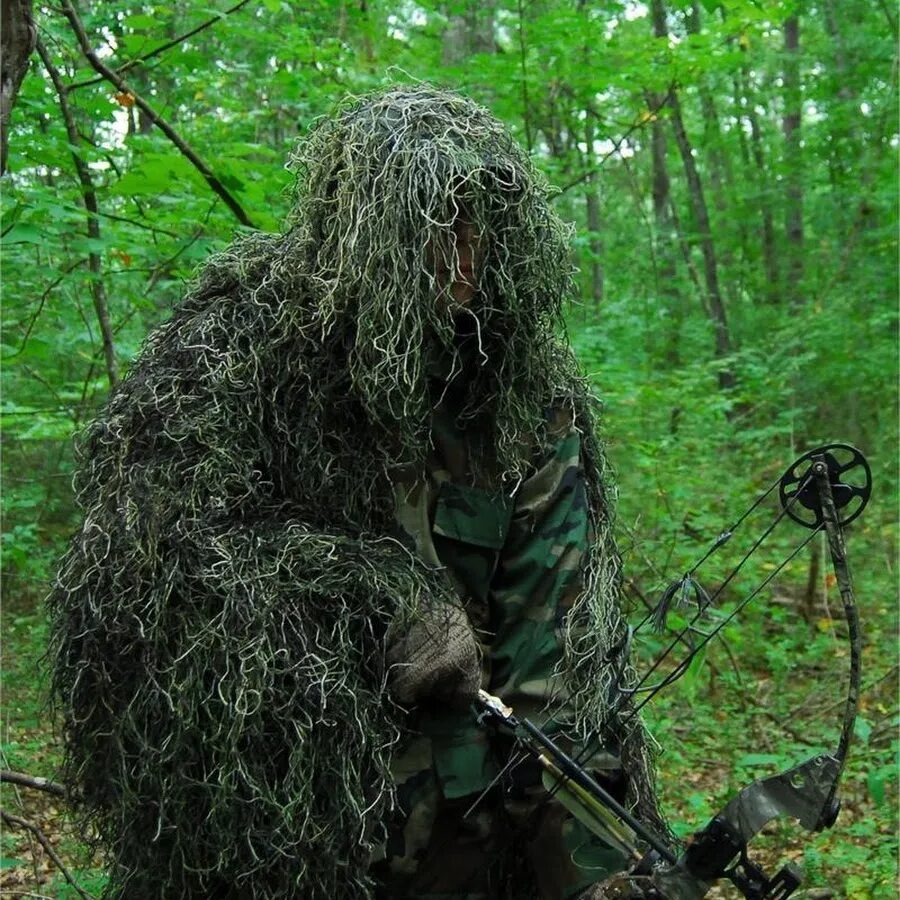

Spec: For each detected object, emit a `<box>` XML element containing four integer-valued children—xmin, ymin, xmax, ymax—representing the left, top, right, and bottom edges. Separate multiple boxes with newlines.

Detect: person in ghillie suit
<box><xmin>49</xmin><ymin>86</ymin><xmax>671</xmax><ymax>898</ymax></box>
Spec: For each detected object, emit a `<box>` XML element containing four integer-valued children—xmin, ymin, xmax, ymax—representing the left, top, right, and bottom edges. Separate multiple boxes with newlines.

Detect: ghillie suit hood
<box><xmin>49</xmin><ymin>87</ymin><xmax>667</xmax><ymax>898</ymax></box>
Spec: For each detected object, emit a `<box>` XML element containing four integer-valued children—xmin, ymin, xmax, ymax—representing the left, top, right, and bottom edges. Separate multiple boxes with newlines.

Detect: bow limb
<box><xmin>811</xmin><ymin>454</ymin><xmax>862</xmax><ymax>827</ymax></box>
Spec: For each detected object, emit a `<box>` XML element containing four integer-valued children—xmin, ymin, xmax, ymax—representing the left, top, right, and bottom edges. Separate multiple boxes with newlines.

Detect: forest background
<box><xmin>1</xmin><ymin>0</ymin><xmax>897</xmax><ymax>896</ymax></box>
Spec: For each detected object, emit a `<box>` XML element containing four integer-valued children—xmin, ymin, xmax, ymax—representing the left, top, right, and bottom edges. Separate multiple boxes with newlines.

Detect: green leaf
<box><xmin>866</xmin><ymin>768</ymin><xmax>887</xmax><ymax>806</ymax></box>
<box><xmin>854</xmin><ymin>717</ymin><xmax>873</xmax><ymax>745</ymax></box>
<box><xmin>735</xmin><ymin>753</ymin><xmax>782</xmax><ymax>767</ymax></box>
<box><xmin>2</xmin><ymin>223</ymin><xmax>44</xmax><ymax>244</ymax></box>
<box><xmin>678</xmin><ymin>647</ymin><xmax>708</xmax><ymax>700</ymax></box>
<box><xmin>118</xmin><ymin>34</ymin><xmax>171</xmax><ymax>58</ymax></box>
<box><xmin>0</xmin><ymin>857</ymin><xmax>22</xmax><ymax>869</ymax></box>
<box><xmin>123</xmin><ymin>13</ymin><xmax>158</xmax><ymax>30</ymax></box>
<box><xmin>111</xmin><ymin>154</ymin><xmax>204</xmax><ymax>197</ymax></box>
<box><xmin>221</xmin><ymin>173</ymin><xmax>246</xmax><ymax>192</ymax></box>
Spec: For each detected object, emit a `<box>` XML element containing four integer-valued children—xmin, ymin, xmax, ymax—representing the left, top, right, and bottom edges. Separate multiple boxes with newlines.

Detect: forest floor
<box><xmin>2</xmin><ymin>585</ymin><xmax>897</xmax><ymax>899</ymax></box>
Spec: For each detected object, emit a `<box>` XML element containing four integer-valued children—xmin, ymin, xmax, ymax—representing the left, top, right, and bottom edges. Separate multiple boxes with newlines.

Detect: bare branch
<box><xmin>60</xmin><ymin>0</ymin><xmax>256</xmax><ymax>228</ymax></box>
<box><xmin>35</xmin><ymin>37</ymin><xmax>119</xmax><ymax>388</ymax></box>
<box><xmin>557</xmin><ymin>89</ymin><xmax>674</xmax><ymax>194</ymax></box>
<box><xmin>516</xmin><ymin>0</ymin><xmax>532</xmax><ymax>153</ymax></box>
<box><xmin>8</xmin><ymin>259</ymin><xmax>83</xmax><ymax>358</ymax></box>
<box><xmin>69</xmin><ymin>0</ymin><xmax>253</xmax><ymax>90</ymax></box>
<box><xmin>1</xmin><ymin>770</ymin><xmax>66</xmax><ymax>796</ymax></box>
<box><xmin>0</xmin><ymin>810</ymin><xmax>95</xmax><ymax>900</ymax></box>
<box><xmin>96</xmin><ymin>209</ymin><xmax>180</xmax><ymax>237</ymax></box>
<box><xmin>1</xmin><ymin>0</ymin><xmax>37</xmax><ymax>173</ymax></box>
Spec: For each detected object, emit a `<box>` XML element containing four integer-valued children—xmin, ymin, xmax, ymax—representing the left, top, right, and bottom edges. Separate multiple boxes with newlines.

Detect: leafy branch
<box><xmin>35</xmin><ymin>36</ymin><xmax>119</xmax><ymax>388</ymax></box>
<box><xmin>1</xmin><ymin>810</ymin><xmax>95</xmax><ymax>899</ymax></box>
<box><xmin>68</xmin><ymin>0</ymin><xmax>253</xmax><ymax>90</ymax></box>
<box><xmin>59</xmin><ymin>0</ymin><xmax>256</xmax><ymax>228</ymax></box>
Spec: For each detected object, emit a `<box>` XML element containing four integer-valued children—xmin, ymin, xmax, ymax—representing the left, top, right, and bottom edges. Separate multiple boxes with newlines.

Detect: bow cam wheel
<box><xmin>779</xmin><ymin>444</ymin><xmax>872</xmax><ymax>529</ymax></box>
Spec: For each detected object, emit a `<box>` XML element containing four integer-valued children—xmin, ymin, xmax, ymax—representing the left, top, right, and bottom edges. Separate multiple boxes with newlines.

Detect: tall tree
<box><xmin>737</xmin><ymin>45</ymin><xmax>780</xmax><ymax>304</ymax></box>
<box><xmin>648</xmin><ymin>100</ymin><xmax>681</xmax><ymax>364</ymax></box>
<box><xmin>650</xmin><ymin>0</ymin><xmax>734</xmax><ymax>390</ymax></box>
<box><xmin>1</xmin><ymin>0</ymin><xmax>36</xmax><ymax>172</ymax></box>
<box><xmin>36</xmin><ymin>38</ymin><xmax>119</xmax><ymax>388</ymax></box>
<box><xmin>782</xmin><ymin>13</ymin><xmax>804</xmax><ymax>306</ymax></box>
<box><xmin>442</xmin><ymin>0</ymin><xmax>495</xmax><ymax>65</ymax></box>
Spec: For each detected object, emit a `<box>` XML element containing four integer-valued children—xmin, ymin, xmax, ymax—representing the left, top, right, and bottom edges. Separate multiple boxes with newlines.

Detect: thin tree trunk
<box><xmin>442</xmin><ymin>0</ymin><xmax>494</xmax><ymax>65</ymax></box>
<box><xmin>648</xmin><ymin>98</ymin><xmax>681</xmax><ymax>365</ymax></box>
<box><xmin>584</xmin><ymin>189</ymin><xmax>603</xmax><ymax>307</ymax></box>
<box><xmin>1</xmin><ymin>0</ymin><xmax>36</xmax><ymax>173</ymax></box>
<box><xmin>802</xmin><ymin>536</ymin><xmax>823</xmax><ymax>623</ymax></box>
<box><xmin>36</xmin><ymin>39</ymin><xmax>119</xmax><ymax>388</ymax></box>
<box><xmin>575</xmin><ymin>0</ymin><xmax>601</xmax><ymax>307</ymax></box>
<box><xmin>686</xmin><ymin>1</ymin><xmax>745</xmax><ymax>292</ymax></box>
<box><xmin>822</xmin><ymin>0</ymin><xmax>854</xmax><ymax>102</ymax></box>
<box><xmin>651</xmin><ymin>0</ymin><xmax>734</xmax><ymax>390</ymax></box>
<box><xmin>668</xmin><ymin>92</ymin><xmax>734</xmax><ymax>387</ymax></box>
<box><xmin>750</xmin><ymin>116</ymin><xmax>780</xmax><ymax>301</ymax></box>
<box><xmin>821</xmin><ymin>0</ymin><xmax>877</xmax><ymax>232</ymax></box>
<box><xmin>359</xmin><ymin>0</ymin><xmax>375</xmax><ymax>67</ymax></box>
<box><xmin>739</xmin><ymin>62</ymin><xmax>780</xmax><ymax>303</ymax></box>
<box><xmin>783</xmin><ymin>14</ymin><xmax>804</xmax><ymax>307</ymax></box>
<box><xmin>686</xmin><ymin>3</ymin><xmax>732</xmax><ymax>215</ymax></box>
<box><xmin>583</xmin><ymin>109</ymin><xmax>603</xmax><ymax>307</ymax></box>
<box><xmin>668</xmin><ymin>197</ymin><xmax>705</xmax><ymax>303</ymax></box>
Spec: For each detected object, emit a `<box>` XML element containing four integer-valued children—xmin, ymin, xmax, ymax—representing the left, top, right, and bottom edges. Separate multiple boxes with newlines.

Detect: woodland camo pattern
<box><xmin>378</xmin><ymin>365</ymin><xmax>628</xmax><ymax>898</ymax></box>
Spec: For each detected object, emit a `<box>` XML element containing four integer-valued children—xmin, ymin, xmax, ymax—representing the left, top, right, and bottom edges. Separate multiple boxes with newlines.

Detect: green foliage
<box><xmin>1</xmin><ymin>0</ymin><xmax>896</xmax><ymax>895</ymax></box>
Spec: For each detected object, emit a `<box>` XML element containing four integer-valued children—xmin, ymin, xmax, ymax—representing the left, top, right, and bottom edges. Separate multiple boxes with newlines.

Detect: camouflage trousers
<box><xmin>370</xmin><ymin>730</ymin><xmax>626</xmax><ymax>900</ymax></box>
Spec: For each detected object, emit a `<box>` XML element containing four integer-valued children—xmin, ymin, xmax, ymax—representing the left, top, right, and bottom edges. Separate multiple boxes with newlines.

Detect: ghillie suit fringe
<box><xmin>49</xmin><ymin>86</ymin><xmax>670</xmax><ymax>899</ymax></box>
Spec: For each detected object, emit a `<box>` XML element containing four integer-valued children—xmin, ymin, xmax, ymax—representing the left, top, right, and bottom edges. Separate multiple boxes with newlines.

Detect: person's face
<box><xmin>433</xmin><ymin>211</ymin><xmax>483</xmax><ymax>308</ymax></box>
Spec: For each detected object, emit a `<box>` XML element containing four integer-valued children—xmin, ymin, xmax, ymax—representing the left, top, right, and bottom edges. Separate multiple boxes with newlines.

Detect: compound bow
<box><xmin>474</xmin><ymin>443</ymin><xmax>872</xmax><ymax>899</ymax></box>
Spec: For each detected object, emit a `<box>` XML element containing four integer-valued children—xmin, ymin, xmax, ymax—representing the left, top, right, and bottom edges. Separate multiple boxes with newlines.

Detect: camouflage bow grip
<box><xmin>475</xmin><ymin>689</ymin><xmax>675</xmax><ymax>866</ymax></box>
<box><xmin>474</xmin><ymin>691</ymin><xmax>828</xmax><ymax>900</ymax></box>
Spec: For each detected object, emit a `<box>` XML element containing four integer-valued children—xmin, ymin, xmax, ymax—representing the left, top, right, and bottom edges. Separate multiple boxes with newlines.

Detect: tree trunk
<box><xmin>668</xmin><ymin>92</ymin><xmax>734</xmax><ymax>387</ymax></box>
<box><xmin>359</xmin><ymin>0</ymin><xmax>375</xmax><ymax>67</ymax></box>
<box><xmin>648</xmin><ymin>98</ymin><xmax>681</xmax><ymax>365</ymax></box>
<box><xmin>686</xmin><ymin>3</ymin><xmax>733</xmax><ymax>215</ymax></box>
<box><xmin>783</xmin><ymin>14</ymin><xmax>804</xmax><ymax>307</ymax></box>
<box><xmin>442</xmin><ymin>1</ymin><xmax>495</xmax><ymax>65</ymax></box>
<box><xmin>584</xmin><ymin>188</ymin><xmax>603</xmax><ymax>306</ymax></box>
<box><xmin>802</xmin><ymin>536</ymin><xmax>823</xmax><ymax>623</ymax></box>
<box><xmin>1</xmin><ymin>0</ymin><xmax>36</xmax><ymax>173</ymax></box>
<box><xmin>822</xmin><ymin>0</ymin><xmax>854</xmax><ymax>102</ymax></box>
<box><xmin>651</xmin><ymin>0</ymin><xmax>734</xmax><ymax>390</ymax></box>
<box><xmin>582</xmin><ymin>110</ymin><xmax>603</xmax><ymax>307</ymax></box>
<box><xmin>739</xmin><ymin>62</ymin><xmax>780</xmax><ymax>304</ymax></box>
<box><xmin>36</xmin><ymin>39</ymin><xmax>119</xmax><ymax>389</ymax></box>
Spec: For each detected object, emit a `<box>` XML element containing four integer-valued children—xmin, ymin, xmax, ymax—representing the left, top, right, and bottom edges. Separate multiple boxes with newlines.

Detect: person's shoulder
<box><xmin>142</xmin><ymin>230</ymin><xmax>311</xmax><ymax>355</ymax></box>
<box><xmin>545</xmin><ymin>400</ymin><xmax>577</xmax><ymax>443</ymax></box>
<box><xmin>183</xmin><ymin>230</ymin><xmax>288</xmax><ymax>314</ymax></box>
<box><xmin>537</xmin><ymin>386</ymin><xmax>602</xmax><ymax>462</ymax></box>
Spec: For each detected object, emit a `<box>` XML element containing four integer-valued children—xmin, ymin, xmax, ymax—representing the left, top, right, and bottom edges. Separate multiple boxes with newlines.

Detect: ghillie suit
<box><xmin>49</xmin><ymin>87</ymin><xmax>668</xmax><ymax>899</ymax></box>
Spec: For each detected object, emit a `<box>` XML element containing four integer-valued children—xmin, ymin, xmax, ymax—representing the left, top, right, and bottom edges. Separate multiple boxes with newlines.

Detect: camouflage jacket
<box><xmin>392</xmin><ymin>353</ymin><xmax>594</xmax><ymax>799</ymax></box>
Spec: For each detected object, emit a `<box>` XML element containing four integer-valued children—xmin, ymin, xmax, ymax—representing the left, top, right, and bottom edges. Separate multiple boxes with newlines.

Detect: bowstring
<box><xmin>629</xmin><ymin>476</ymin><xmax>782</xmax><ymax>637</ymax></box>
<box><xmin>545</xmin><ymin>471</ymin><xmax>816</xmax><ymax>812</ymax></box>
<box><xmin>613</xmin><ymin>474</ymin><xmax>811</xmax><ymax>713</ymax></box>
<box><xmin>463</xmin><ymin>466</ymin><xmax>820</xmax><ymax>869</ymax></box>
<box><xmin>620</xmin><ymin>523</ymin><xmax>822</xmax><ymax>725</ymax></box>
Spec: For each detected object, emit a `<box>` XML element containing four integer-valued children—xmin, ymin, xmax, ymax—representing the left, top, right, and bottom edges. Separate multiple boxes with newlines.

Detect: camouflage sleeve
<box><xmin>487</xmin><ymin>410</ymin><xmax>589</xmax><ymax>721</ymax></box>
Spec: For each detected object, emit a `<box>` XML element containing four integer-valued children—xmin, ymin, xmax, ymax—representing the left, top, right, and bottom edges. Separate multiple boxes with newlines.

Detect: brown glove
<box><xmin>385</xmin><ymin>600</ymin><xmax>481</xmax><ymax>707</ymax></box>
<box><xmin>578</xmin><ymin>874</ymin><xmax>661</xmax><ymax>900</ymax></box>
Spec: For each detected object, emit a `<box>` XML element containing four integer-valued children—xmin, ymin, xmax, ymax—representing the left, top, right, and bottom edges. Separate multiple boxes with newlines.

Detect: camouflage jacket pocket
<box><xmin>432</xmin><ymin>481</ymin><xmax>514</xmax><ymax>550</ymax></box>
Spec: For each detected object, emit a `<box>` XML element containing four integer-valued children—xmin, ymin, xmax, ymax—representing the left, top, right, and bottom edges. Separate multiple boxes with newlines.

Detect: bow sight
<box><xmin>473</xmin><ymin>444</ymin><xmax>872</xmax><ymax>900</ymax></box>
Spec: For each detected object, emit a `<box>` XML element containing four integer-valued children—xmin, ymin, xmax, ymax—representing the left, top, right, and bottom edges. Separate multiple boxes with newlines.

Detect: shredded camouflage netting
<box><xmin>48</xmin><ymin>86</ymin><xmax>669</xmax><ymax>898</ymax></box>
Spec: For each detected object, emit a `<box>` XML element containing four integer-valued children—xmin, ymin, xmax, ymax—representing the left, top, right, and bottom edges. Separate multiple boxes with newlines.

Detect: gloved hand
<box><xmin>385</xmin><ymin>600</ymin><xmax>481</xmax><ymax>707</ymax></box>
<box><xmin>578</xmin><ymin>874</ymin><xmax>661</xmax><ymax>900</ymax></box>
